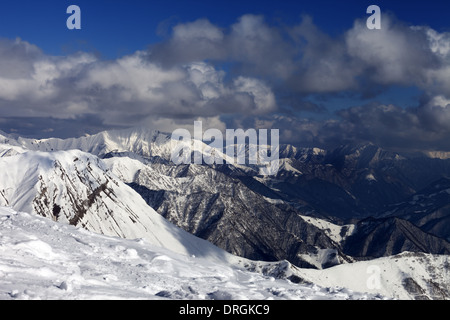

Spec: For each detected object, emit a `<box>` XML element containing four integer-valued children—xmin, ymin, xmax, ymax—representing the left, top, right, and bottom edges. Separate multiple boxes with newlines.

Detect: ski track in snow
<box><xmin>0</xmin><ymin>207</ymin><xmax>378</xmax><ymax>300</ymax></box>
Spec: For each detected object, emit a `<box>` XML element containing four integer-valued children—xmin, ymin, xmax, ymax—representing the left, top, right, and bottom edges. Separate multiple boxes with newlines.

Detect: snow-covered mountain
<box><xmin>0</xmin><ymin>144</ymin><xmax>232</xmax><ymax>261</ymax></box>
<box><xmin>1</xmin><ymin>127</ymin><xmax>449</xmax><ymax>300</ymax></box>
<box><xmin>0</xmin><ymin>140</ymin><xmax>350</xmax><ymax>269</ymax></box>
<box><xmin>382</xmin><ymin>177</ymin><xmax>450</xmax><ymax>242</ymax></box>
<box><xmin>0</xmin><ymin>129</ymin><xmax>351</xmax><ymax>269</ymax></box>
<box><xmin>0</xmin><ymin>127</ymin><xmax>174</xmax><ymax>160</ymax></box>
<box><xmin>295</xmin><ymin>251</ymin><xmax>450</xmax><ymax>300</ymax></box>
<box><xmin>2</xmin><ymin>128</ymin><xmax>450</xmax><ymax>266</ymax></box>
<box><xmin>122</xmin><ymin>160</ymin><xmax>352</xmax><ymax>269</ymax></box>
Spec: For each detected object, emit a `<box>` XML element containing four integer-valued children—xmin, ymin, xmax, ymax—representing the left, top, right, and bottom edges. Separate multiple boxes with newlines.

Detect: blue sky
<box><xmin>1</xmin><ymin>0</ymin><xmax>448</xmax><ymax>58</ymax></box>
<box><xmin>1</xmin><ymin>0</ymin><xmax>450</xmax><ymax>152</ymax></box>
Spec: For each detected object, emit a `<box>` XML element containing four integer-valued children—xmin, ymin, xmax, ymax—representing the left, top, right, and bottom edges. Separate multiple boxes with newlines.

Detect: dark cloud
<box><xmin>149</xmin><ymin>14</ymin><xmax>445</xmax><ymax>95</ymax></box>
<box><xmin>1</xmin><ymin>14</ymin><xmax>450</xmax><ymax>152</ymax></box>
<box><xmin>259</xmin><ymin>102</ymin><xmax>450</xmax><ymax>152</ymax></box>
<box><xmin>0</xmin><ymin>115</ymin><xmax>122</xmax><ymax>139</ymax></box>
<box><xmin>0</xmin><ymin>39</ymin><xmax>276</xmax><ymax>136</ymax></box>
<box><xmin>150</xmin><ymin>15</ymin><xmax>296</xmax><ymax>80</ymax></box>
<box><xmin>150</xmin><ymin>19</ymin><xmax>226</xmax><ymax>66</ymax></box>
<box><xmin>0</xmin><ymin>38</ymin><xmax>43</xmax><ymax>79</ymax></box>
<box><xmin>335</xmin><ymin>102</ymin><xmax>450</xmax><ymax>152</ymax></box>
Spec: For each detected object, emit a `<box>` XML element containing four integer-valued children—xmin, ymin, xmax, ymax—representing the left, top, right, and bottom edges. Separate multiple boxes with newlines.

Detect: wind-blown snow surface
<box><xmin>0</xmin><ymin>207</ymin><xmax>378</xmax><ymax>300</ymax></box>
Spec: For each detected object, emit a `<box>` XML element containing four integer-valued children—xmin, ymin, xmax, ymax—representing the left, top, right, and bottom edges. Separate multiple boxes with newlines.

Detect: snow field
<box><xmin>0</xmin><ymin>207</ymin><xmax>379</xmax><ymax>300</ymax></box>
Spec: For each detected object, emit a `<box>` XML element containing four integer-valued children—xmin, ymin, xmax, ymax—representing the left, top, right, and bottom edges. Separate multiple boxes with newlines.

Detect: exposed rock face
<box><xmin>128</xmin><ymin>163</ymin><xmax>350</xmax><ymax>269</ymax></box>
<box><xmin>343</xmin><ymin>217</ymin><xmax>450</xmax><ymax>258</ymax></box>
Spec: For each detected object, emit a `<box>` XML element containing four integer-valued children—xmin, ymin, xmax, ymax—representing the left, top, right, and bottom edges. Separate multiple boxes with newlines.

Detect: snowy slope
<box><xmin>302</xmin><ymin>216</ymin><xmax>355</xmax><ymax>245</ymax></box>
<box><xmin>0</xmin><ymin>147</ymin><xmax>236</xmax><ymax>262</ymax></box>
<box><xmin>0</xmin><ymin>206</ymin><xmax>380</xmax><ymax>300</ymax></box>
<box><xmin>295</xmin><ymin>252</ymin><xmax>450</xmax><ymax>300</ymax></box>
<box><xmin>2</xmin><ymin>205</ymin><xmax>447</xmax><ymax>300</ymax></box>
